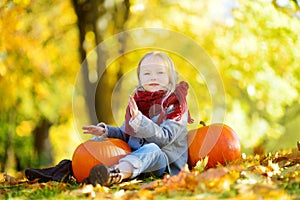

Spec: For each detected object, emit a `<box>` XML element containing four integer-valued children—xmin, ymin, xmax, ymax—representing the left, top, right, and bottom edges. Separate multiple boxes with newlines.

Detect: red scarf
<box><xmin>125</xmin><ymin>81</ymin><xmax>193</xmax><ymax>136</ymax></box>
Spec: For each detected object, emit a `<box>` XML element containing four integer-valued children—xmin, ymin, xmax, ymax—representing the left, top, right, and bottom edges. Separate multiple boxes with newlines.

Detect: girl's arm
<box><xmin>106</xmin><ymin>123</ymin><xmax>128</xmax><ymax>141</ymax></box>
<box><xmin>129</xmin><ymin>111</ymin><xmax>188</xmax><ymax>147</ymax></box>
<box><xmin>83</xmin><ymin>123</ymin><xmax>128</xmax><ymax>142</ymax></box>
<box><xmin>82</xmin><ymin>123</ymin><xmax>106</xmax><ymax>136</ymax></box>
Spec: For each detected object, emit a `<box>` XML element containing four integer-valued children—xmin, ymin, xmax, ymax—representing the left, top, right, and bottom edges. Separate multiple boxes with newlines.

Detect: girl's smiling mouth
<box><xmin>149</xmin><ymin>83</ymin><xmax>159</xmax><ymax>87</ymax></box>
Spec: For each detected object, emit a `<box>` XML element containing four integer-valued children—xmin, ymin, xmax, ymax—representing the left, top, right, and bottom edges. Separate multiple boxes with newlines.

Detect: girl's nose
<box><xmin>150</xmin><ymin>75</ymin><xmax>156</xmax><ymax>80</ymax></box>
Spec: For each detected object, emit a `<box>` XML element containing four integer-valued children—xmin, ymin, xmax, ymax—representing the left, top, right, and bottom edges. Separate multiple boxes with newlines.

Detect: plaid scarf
<box><xmin>125</xmin><ymin>81</ymin><xmax>193</xmax><ymax>135</ymax></box>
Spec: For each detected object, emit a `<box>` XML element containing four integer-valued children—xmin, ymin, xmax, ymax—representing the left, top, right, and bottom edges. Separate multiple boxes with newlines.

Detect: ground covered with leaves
<box><xmin>1</xmin><ymin>147</ymin><xmax>300</xmax><ymax>199</ymax></box>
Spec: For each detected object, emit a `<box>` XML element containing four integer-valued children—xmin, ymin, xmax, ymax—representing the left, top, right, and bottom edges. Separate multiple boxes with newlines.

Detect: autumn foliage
<box><xmin>1</xmin><ymin>144</ymin><xmax>300</xmax><ymax>199</ymax></box>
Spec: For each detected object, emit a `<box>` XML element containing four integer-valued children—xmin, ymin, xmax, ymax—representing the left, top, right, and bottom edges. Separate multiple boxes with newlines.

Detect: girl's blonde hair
<box><xmin>136</xmin><ymin>51</ymin><xmax>178</xmax><ymax>95</ymax></box>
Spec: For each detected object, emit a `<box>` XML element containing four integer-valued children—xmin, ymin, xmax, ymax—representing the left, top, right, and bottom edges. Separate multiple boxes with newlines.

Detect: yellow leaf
<box><xmin>194</xmin><ymin>156</ymin><xmax>209</xmax><ymax>172</ymax></box>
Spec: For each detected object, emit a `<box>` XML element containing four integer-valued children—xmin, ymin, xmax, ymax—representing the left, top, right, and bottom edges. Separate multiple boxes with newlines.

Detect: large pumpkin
<box><xmin>188</xmin><ymin>122</ymin><xmax>241</xmax><ymax>169</ymax></box>
<box><xmin>72</xmin><ymin>138</ymin><xmax>131</xmax><ymax>183</ymax></box>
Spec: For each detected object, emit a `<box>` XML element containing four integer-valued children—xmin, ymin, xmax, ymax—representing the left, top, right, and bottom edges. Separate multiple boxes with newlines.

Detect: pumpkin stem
<box><xmin>199</xmin><ymin>121</ymin><xmax>206</xmax><ymax>126</ymax></box>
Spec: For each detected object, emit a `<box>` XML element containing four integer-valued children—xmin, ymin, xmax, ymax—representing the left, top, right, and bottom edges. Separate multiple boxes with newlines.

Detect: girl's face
<box><xmin>139</xmin><ymin>56</ymin><xmax>170</xmax><ymax>92</ymax></box>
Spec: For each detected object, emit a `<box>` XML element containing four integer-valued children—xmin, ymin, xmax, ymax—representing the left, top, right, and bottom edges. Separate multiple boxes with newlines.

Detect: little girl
<box><xmin>25</xmin><ymin>51</ymin><xmax>193</xmax><ymax>186</ymax></box>
<box><xmin>82</xmin><ymin>51</ymin><xmax>193</xmax><ymax>186</ymax></box>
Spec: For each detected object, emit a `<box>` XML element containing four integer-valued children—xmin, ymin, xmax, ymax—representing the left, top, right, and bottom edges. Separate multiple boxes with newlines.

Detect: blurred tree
<box><xmin>0</xmin><ymin>0</ymin><xmax>79</xmax><ymax>169</ymax></box>
<box><xmin>203</xmin><ymin>0</ymin><xmax>300</xmax><ymax>152</ymax></box>
<box><xmin>72</xmin><ymin>0</ymin><xmax>130</xmax><ymax>125</ymax></box>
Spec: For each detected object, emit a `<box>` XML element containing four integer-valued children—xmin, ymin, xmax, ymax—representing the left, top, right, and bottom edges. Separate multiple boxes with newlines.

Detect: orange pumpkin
<box><xmin>72</xmin><ymin>138</ymin><xmax>131</xmax><ymax>183</ymax></box>
<box><xmin>188</xmin><ymin>121</ymin><xmax>241</xmax><ymax>168</ymax></box>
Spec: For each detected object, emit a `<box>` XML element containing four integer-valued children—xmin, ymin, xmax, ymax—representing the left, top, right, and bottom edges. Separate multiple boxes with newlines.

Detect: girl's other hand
<box><xmin>128</xmin><ymin>95</ymin><xmax>139</xmax><ymax>119</ymax></box>
<box><xmin>82</xmin><ymin>125</ymin><xmax>105</xmax><ymax>136</ymax></box>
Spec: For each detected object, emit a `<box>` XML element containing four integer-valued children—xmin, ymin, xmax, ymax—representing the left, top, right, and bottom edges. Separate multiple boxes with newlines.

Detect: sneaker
<box><xmin>83</xmin><ymin>165</ymin><xmax>123</xmax><ymax>186</ymax></box>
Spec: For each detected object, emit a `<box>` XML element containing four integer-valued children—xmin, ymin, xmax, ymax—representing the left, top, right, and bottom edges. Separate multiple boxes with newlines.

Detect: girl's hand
<box><xmin>128</xmin><ymin>95</ymin><xmax>139</xmax><ymax>119</ymax></box>
<box><xmin>82</xmin><ymin>125</ymin><xmax>105</xmax><ymax>136</ymax></box>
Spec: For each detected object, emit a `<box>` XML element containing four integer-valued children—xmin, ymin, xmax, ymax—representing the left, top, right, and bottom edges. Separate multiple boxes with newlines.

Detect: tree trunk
<box><xmin>34</xmin><ymin>118</ymin><xmax>53</xmax><ymax>166</ymax></box>
<box><xmin>72</xmin><ymin>0</ymin><xmax>130</xmax><ymax>125</ymax></box>
<box><xmin>72</xmin><ymin>0</ymin><xmax>105</xmax><ymax>124</ymax></box>
<box><xmin>95</xmin><ymin>0</ymin><xmax>130</xmax><ymax>124</ymax></box>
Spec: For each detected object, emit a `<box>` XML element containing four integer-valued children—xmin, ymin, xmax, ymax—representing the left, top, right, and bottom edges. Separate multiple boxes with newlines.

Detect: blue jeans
<box><xmin>119</xmin><ymin>143</ymin><xmax>167</xmax><ymax>178</ymax></box>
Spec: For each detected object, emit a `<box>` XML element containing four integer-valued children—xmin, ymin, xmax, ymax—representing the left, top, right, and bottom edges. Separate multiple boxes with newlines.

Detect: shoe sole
<box><xmin>88</xmin><ymin>165</ymin><xmax>109</xmax><ymax>186</ymax></box>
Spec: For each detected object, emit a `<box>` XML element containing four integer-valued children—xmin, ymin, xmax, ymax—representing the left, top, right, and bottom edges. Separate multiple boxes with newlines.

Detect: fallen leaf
<box><xmin>141</xmin><ymin>180</ymin><xmax>160</xmax><ymax>190</ymax></box>
<box><xmin>70</xmin><ymin>184</ymin><xmax>95</xmax><ymax>197</ymax></box>
<box><xmin>138</xmin><ymin>189</ymin><xmax>153</xmax><ymax>199</ymax></box>
<box><xmin>197</xmin><ymin>167</ymin><xmax>228</xmax><ymax>181</ymax></box>
<box><xmin>194</xmin><ymin>156</ymin><xmax>209</xmax><ymax>172</ymax></box>
<box><xmin>113</xmin><ymin>189</ymin><xmax>125</xmax><ymax>198</ymax></box>
<box><xmin>3</xmin><ymin>173</ymin><xmax>17</xmax><ymax>185</ymax></box>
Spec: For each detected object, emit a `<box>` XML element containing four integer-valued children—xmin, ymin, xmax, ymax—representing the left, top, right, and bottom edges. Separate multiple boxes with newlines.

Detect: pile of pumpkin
<box><xmin>72</xmin><ymin>121</ymin><xmax>241</xmax><ymax>183</ymax></box>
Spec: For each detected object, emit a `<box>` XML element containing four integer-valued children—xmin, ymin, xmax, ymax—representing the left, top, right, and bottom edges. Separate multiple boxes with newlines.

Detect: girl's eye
<box><xmin>144</xmin><ymin>72</ymin><xmax>150</xmax><ymax>75</ymax></box>
<box><xmin>158</xmin><ymin>71</ymin><xmax>165</xmax><ymax>74</ymax></box>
